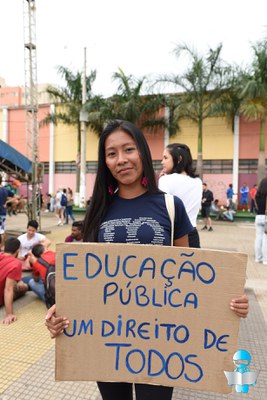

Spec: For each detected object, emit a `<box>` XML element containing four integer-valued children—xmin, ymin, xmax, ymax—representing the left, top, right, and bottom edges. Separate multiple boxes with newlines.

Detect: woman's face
<box><xmin>161</xmin><ymin>148</ymin><xmax>174</xmax><ymax>174</ymax></box>
<box><xmin>105</xmin><ymin>130</ymin><xmax>144</xmax><ymax>190</ymax></box>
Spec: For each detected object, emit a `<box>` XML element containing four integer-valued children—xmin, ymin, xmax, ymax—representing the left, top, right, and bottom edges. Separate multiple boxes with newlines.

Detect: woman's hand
<box><xmin>45</xmin><ymin>304</ymin><xmax>69</xmax><ymax>338</ymax></box>
<box><xmin>158</xmin><ymin>170</ymin><xmax>165</xmax><ymax>178</ymax></box>
<box><xmin>230</xmin><ymin>294</ymin><xmax>249</xmax><ymax>318</ymax></box>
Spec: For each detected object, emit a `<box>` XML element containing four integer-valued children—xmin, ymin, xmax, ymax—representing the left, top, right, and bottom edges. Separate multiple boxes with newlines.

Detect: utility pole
<box><xmin>23</xmin><ymin>0</ymin><xmax>40</xmax><ymax>226</ymax></box>
<box><xmin>79</xmin><ymin>47</ymin><xmax>87</xmax><ymax>208</ymax></box>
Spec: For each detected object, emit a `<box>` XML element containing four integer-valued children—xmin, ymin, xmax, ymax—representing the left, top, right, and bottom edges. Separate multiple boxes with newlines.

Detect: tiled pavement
<box><xmin>0</xmin><ymin>212</ymin><xmax>266</xmax><ymax>399</ymax></box>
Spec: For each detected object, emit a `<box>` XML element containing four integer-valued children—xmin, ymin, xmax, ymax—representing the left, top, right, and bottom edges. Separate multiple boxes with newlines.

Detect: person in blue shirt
<box><xmin>226</xmin><ymin>183</ymin><xmax>234</xmax><ymax>208</ymax></box>
<box><xmin>44</xmin><ymin>120</ymin><xmax>249</xmax><ymax>400</ymax></box>
<box><xmin>240</xmin><ymin>183</ymin><xmax>249</xmax><ymax>211</ymax></box>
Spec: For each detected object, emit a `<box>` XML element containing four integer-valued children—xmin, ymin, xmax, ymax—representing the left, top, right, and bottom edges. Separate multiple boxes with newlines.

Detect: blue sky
<box><xmin>1</xmin><ymin>0</ymin><xmax>267</xmax><ymax>96</ymax></box>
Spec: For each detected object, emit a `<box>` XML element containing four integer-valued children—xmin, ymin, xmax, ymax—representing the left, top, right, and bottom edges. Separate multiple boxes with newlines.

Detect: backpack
<box><xmin>60</xmin><ymin>193</ymin><xmax>67</xmax><ymax>207</ymax></box>
<box><xmin>37</xmin><ymin>256</ymin><xmax>55</xmax><ymax>309</ymax></box>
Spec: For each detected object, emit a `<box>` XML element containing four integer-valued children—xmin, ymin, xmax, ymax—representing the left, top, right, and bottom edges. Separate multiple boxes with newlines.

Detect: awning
<box><xmin>0</xmin><ymin>140</ymin><xmax>32</xmax><ymax>181</ymax></box>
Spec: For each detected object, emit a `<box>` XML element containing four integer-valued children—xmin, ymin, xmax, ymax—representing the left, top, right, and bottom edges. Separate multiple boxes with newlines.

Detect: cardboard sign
<box><xmin>55</xmin><ymin>243</ymin><xmax>247</xmax><ymax>394</ymax></box>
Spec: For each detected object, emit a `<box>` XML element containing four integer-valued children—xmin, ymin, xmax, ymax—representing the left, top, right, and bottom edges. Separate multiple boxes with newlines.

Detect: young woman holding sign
<box><xmin>45</xmin><ymin>120</ymin><xmax>248</xmax><ymax>400</ymax></box>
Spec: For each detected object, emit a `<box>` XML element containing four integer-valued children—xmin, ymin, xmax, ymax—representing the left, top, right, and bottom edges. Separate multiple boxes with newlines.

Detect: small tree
<box><xmin>107</xmin><ymin>68</ymin><xmax>166</xmax><ymax>131</ymax></box>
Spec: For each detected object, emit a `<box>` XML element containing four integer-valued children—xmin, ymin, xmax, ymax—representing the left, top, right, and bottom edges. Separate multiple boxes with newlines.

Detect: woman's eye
<box><xmin>107</xmin><ymin>151</ymin><xmax>116</xmax><ymax>157</ymax></box>
<box><xmin>126</xmin><ymin>147</ymin><xmax>135</xmax><ymax>152</ymax></box>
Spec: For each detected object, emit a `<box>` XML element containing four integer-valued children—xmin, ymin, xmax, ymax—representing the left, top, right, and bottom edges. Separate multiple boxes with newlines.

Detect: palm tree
<box><xmin>158</xmin><ymin>43</ymin><xmax>232</xmax><ymax>178</ymax></box>
<box><xmin>108</xmin><ymin>68</ymin><xmax>166</xmax><ymax>131</ymax></box>
<box><xmin>42</xmin><ymin>65</ymin><xmax>103</xmax><ymax>192</ymax></box>
<box><xmin>239</xmin><ymin>40</ymin><xmax>267</xmax><ymax>182</ymax></box>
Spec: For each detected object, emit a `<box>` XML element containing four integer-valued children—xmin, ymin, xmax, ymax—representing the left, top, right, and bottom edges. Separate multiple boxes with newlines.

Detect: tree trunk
<box><xmin>76</xmin><ymin>123</ymin><xmax>82</xmax><ymax>195</ymax></box>
<box><xmin>257</xmin><ymin>117</ymin><xmax>266</xmax><ymax>183</ymax></box>
<box><xmin>76</xmin><ymin>152</ymin><xmax>81</xmax><ymax>193</ymax></box>
<box><xmin>196</xmin><ymin>152</ymin><xmax>203</xmax><ymax>180</ymax></box>
<box><xmin>257</xmin><ymin>151</ymin><xmax>266</xmax><ymax>183</ymax></box>
<box><xmin>196</xmin><ymin>119</ymin><xmax>203</xmax><ymax>179</ymax></box>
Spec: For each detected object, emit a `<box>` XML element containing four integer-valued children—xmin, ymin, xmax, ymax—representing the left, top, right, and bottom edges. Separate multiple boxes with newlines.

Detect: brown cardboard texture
<box><xmin>55</xmin><ymin>243</ymin><xmax>247</xmax><ymax>394</ymax></box>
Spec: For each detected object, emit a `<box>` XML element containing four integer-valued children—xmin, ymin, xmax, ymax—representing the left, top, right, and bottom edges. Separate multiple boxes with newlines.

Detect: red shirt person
<box><xmin>29</xmin><ymin>245</ymin><xmax>56</xmax><ymax>283</ymax></box>
<box><xmin>64</xmin><ymin>221</ymin><xmax>83</xmax><ymax>243</ymax></box>
<box><xmin>0</xmin><ymin>238</ymin><xmax>28</xmax><ymax>324</ymax></box>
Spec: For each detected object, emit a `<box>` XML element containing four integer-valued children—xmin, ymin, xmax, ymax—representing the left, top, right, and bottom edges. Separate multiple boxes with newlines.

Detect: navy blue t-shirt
<box><xmin>98</xmin><ymin>192</ymin><xmax>193</xmax><ymax>246</ymax></box>
<box><xmin>0</xmin><ymin>187</ymin><xmax>14</xmax><ymax>216</ymax></box>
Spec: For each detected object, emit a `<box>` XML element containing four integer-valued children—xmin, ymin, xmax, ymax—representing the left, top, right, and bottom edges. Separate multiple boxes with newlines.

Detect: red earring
<box><xmin>108</xmin><ymin>185</ymin><xmax>113</xmax><ymax>195</ymax></box>
<box><xmin>141</xmin><ymin>177</ymin><xmax>148</xmax><ymax>187</ymax></box>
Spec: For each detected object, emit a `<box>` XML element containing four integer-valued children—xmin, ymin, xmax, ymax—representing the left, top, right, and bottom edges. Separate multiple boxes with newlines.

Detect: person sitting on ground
<box><xmin>5</xmin><ymin>179</ymin><xmax>26</xmax><ymax>216</ymax></box>
<box><xmin>17</xmin><ymin>220</ymin><xmax>51</xmax><ymax>271</ymax></box>
<box><xmin>64</xmin><ymin>220</ymin><xmax>83</xmax><ymax>242</ymax></box>
<box><xmin>211</xmin><ymin>199</ymin><xmax>225</xmax><ymax>221</ymax></box>
<box><xmin>223</xmin><ymin>206</ymin><xmax>236</xmax><ymax>222</ymax></box>
<box><xmin>0</xmin><ymin>238</ymin><xmax>28</xmax><ymax>324</ymax></box>
<box><xmin>23</xmin><ymin>244</ymin><xmax>55</xmax><ymax>303</ymax></box>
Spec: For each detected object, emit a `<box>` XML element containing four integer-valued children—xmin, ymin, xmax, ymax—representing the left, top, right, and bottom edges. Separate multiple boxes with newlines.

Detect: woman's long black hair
<box><xmin>166</xmin><ymin>143</ymin><xmax>198</xmax><ymax>178</ymax></box>
<box><xmin>83</xmin><ymin>120</ymin><xmax>159</xmax><ymax>242</ymax></box>
<box><xmin>256</xmin><ymin>177</ymin><xmax>267</xmax><ymax>197</ymax></box>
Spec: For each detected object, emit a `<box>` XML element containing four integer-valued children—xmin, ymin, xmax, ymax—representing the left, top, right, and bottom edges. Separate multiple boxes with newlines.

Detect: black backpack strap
<box><xmin>37</xmin><ymin>256</ymin><xmax>54</xmax><ymax>269</ymax></box>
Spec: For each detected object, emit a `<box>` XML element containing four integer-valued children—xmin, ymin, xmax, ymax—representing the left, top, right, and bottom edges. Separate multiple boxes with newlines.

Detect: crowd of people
<box><xmin>0</xmin><ymin>119</ymin><xmax>261</xmax><ymax>400</ymax></box>
<box><xmin>45</xmin><ymin>187</ymin><xmax>76</xmax><ymax>226</ymax></box>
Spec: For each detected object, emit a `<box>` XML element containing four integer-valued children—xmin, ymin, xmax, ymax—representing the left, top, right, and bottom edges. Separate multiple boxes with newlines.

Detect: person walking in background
<box><xmin>159</xmin><ymin>143</ymin><xmax>202</xmax><ymax>247</ymax></box>
<box><xmin>55</xmin><ymin>188</ymin><xmax>65</xmax><ymax>226</ymax></box>
<box><xmin>201</xmin><ymin>183</ymin><xmax>214</xmax><ymax>231</ymax></box>
<box><xmin>45</xmin><ymin>120</ymin><xmax>248</xmax><ymax>400</ymax></box>
<box><xmin>65</xmin><ymin>187</ymin><xmax>75</xmax><ymax>224</ymax></box>
<box><xmin>240</xmin><ymin>182</ymin><xmax>249</xmax><ymax>211</ymax></box>
<box><xmin>254</xmin><ymin>178</ymin><xmax>267</xmax><ymax>264</ymax></box>
<box><xmin>0</xmin><ymin>176</ymin><xmax>15</xmax><ymax>251</ymax></box>
<box><xmin>250</xmin><ymin>184</ymin><xmax>258</xmax><ymax>214</ymax></box>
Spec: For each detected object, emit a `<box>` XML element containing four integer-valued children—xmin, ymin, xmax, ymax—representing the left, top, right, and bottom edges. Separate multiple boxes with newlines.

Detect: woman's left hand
<box><xmin>230</xmin><ymin>294</ymin><xmax>249</xmax><ymax>318</ymax></box>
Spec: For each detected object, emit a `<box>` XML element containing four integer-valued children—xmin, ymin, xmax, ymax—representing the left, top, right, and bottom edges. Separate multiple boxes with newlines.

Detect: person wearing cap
<box><xmin>5</xmin><ymin>179</ymin><xmax>26</xmax><ymax>216</ymax></box>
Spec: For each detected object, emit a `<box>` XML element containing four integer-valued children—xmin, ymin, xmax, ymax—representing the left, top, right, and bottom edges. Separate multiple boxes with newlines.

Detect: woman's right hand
<box><xmin>45</xmin><ymin>304</ymin><xmax>69</xmax><ymax>338</ymax></box>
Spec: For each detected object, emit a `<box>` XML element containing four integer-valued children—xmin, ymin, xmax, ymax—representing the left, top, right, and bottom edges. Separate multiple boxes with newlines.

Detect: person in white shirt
<box><xmin>55</xmin><ymin>189</ymin><xmax>65</xmax><ymax>226</ymax></box>
<box><xmin>158</xmin><ymin>143</ymin><xmax>202</xmax><ymax>247</ymax></box>
<box><xmin>17</xmin><ymin>219</ymin><xmax>51</xmax><ymax>271</ymax></box>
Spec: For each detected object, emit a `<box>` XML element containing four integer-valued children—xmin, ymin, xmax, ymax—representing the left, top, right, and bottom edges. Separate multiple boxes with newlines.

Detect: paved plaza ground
<box><xmin>0</xmin><ymin>211</ymin><xmax>266</xmax><ymax>400</ymax></box>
